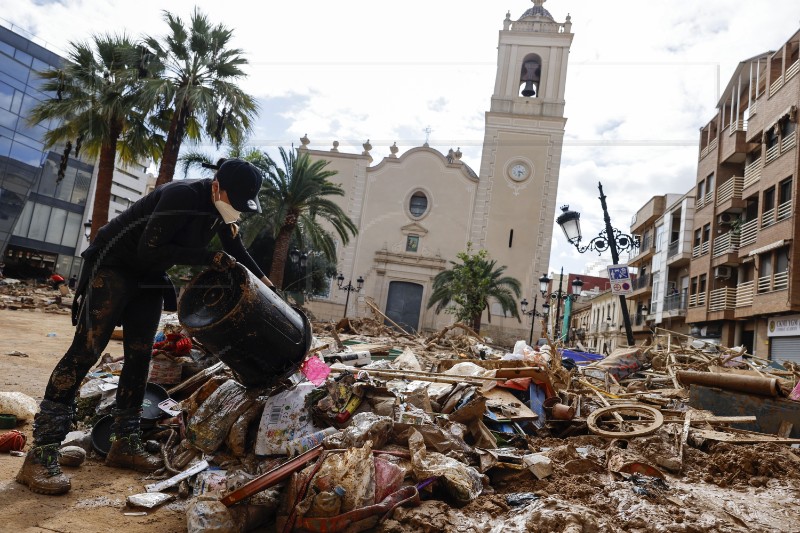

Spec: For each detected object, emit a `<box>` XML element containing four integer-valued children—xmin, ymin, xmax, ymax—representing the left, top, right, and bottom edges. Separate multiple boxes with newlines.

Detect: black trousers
<box><xmin>43</xmin><ymin>267</ymin><xmax>163</xmax><ymax>428</ymax></box>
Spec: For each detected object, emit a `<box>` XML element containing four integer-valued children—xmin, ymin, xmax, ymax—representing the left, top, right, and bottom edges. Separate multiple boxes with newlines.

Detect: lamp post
<box><xmin>539</xmin><ymin>268</ymin><xmax>583</xmax><ymax>343</ymax></box>
<box><xmin>83</xmin><ymin>219</ymin><xmax>92</xmax><ymax>242</ymax></box>
<box><xmin>556</xmin><ymin>181</ymin><xmax>638</xmax><ymax>346</ymax></box>
<box><xmin>286</xmin><ymin>248</ymin><xmax>309</xmax><ymax>295</ymax></box>
<box><xmin>337</xmin><ymin>273</ymin><xmax>364</xmax><ymax>318</ymax></box>
<box><xmin>520</xmin><ymin>273</ymin><xmax>554</xmax><ymax>345</ymax></box>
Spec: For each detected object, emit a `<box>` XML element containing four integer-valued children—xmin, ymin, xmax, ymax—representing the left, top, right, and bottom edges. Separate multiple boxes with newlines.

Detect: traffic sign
<box><xmin>607</xmin><ymin>265</ymin><xmax>632</xmax><ymax>295</ymax></box>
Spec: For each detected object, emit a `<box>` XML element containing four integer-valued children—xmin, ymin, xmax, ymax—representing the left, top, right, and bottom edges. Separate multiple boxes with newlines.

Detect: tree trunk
<box><xmin>155</xmin><ymin>104</ymin><xmax>188</xmax><ymax>188</ymax></box>
<box><xmin>269</xmin><ymin>224</ymin><xmax>294</xmax><ymax>289</ymax></box>
<box><xmin>90</xmin><ymin>126</ymin><xmax>121</xmax><ymax>240</ymax></box>
<box><xmin>471</xmin><ymin>314</ymin><xmax>482</xmax><ymax>334</ymax></box>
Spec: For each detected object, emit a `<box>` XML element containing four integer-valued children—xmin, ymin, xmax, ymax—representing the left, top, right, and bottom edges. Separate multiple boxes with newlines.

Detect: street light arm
<box><xmin>568</xmin><ymin>227</ymin><xmax>639</xmax><ymax>256</ymax></box>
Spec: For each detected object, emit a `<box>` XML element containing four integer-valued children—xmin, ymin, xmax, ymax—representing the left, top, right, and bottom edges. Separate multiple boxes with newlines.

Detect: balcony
<box><xmin>782</xmin><ymin>131</ymin><xmax>796</xmax><ymax>152</ymax></box>
<box><xmin>756</xmin><ymin>271</ymin><xmax>788</xmax><ymax>294</ymax></box>
<box><xmin>765</xmin><ymin>144</ymin><xmax>779</xmax><ymax>164</ymax></box>
<box><xmin>630</xmin><ymin>273</ymin><xmax>651</xmax><ymax>295</ymax></box>
<box><xmin>692</xmin><ymin>240</ymin><xmax>710</xmax><ymax>258</ymax></box>
<box><xmin>708</xmin><ymin>287</ymin><xmax>736</xmax><ymax>312</ymax></box>
<box><xmin>721</xmin><ymin>125</ymin><xmax>747</xmax><ymax>163</ymax></box>
<box><xmin>770</xmin><ymin>75</ymin><xmax>784</xmax><ymax>96</ymax></box>
<box><xmin>736</xmin><ymin>280</ymin><xmax>754</xmax><ymax>307</ymax></box>
<box><xmin>699</xmin><ymin>137</ymin><xmax>718</xmax><ymax>160</ymax></box>
<box><xmin>688</xmin><ymin>291</ymin><xmax>707</xmax><ymax>308</ymax></box>
<box><xmin>716</xmin><ymin>176</ymin><xmax>744</xmax><ymax>208</ymax></box>
<box><xmin>738</xmin><ymin>219</ymin><xmax>758</xmax><ymax>248</ymax></box>
<box><xmin>712</xmin><ymin>231</ymin><xmax>740</xmax><ymax>258</ymax></box>
<box><xmin>761</xmin><ymin>207</ymin><xmax>775</xmax><ymax>228</ymax></box>
<box><xmin>788</xmin><ymin>59</ymin><xmax>800</xmax><ymax>81</ymax></box>
<box><xmin>777</xmin><ymin>200</ymin><xmax>792</xmax><ymax>222</ymax></box>
<box><xmin>743</xmin><ymin>159</ymin><xmax>761</xmax><ymax>189</ymax></box>
<box><xmin>662</xmin><ymin>290</ymin><xmax>688</xmax><ymax>317</ymax></box>
<box><xmin>628</xmin><ymin>234</ymin><xmax>654</xmax><ymax>265</ymax></box>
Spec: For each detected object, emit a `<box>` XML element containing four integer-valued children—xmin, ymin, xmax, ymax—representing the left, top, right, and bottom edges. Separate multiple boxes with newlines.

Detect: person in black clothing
<box><xmin>17</xmin><ymin>159</ymin><xmax>273</xmax><ymax>495</ymax></box>
<box><xmin>67</xmin><ymin>275</ymin><xmax>77</xmax><ymax>290</ymax></box>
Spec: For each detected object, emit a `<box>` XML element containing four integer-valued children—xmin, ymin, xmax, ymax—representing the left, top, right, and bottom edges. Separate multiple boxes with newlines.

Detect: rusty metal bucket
<box><xmin>178</xmin><ymin>265</ymin><xmax>311</xmax><ymax>388</ymax></box>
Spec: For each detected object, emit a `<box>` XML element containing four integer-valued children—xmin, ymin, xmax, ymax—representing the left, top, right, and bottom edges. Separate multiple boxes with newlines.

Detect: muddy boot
<box><xmin>105</xmin><ymin>431</ymin><xmax>164</xmax><ymax>472</ymax></box>
<box><xmin>15</xmin><ymin>444</ymin><xmax>71</xmax><ymax>495</ymax></box>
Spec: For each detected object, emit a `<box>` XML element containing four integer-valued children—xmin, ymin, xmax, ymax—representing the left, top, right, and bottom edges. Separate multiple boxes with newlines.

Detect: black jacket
<box><xmin>90</xmin><ymin>178</ymin><xmax>265</xmax><ymax>277</ymax></box>
<box><xmin>72</xmin><ymin>179</ymin><xmax>265</xmax><ymax>324</ymax></box>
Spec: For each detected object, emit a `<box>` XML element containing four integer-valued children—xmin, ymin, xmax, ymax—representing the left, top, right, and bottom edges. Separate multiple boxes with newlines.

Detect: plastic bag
<box><xmin>408</xmin><ymin>428</ymin><xmax>482</xmax><ymax>505</ymax></box>
<box><xmin>187</xmin><ymin>380</ymin><xmax>254</xmax><ymax>453</ymax></box>
<box><xmin>332</xmin><ymin>412</ymin><xmax>393</xmax><ymax>449</ymax></box>
<box><xmin>0</xmin><ymin>392</ymin><xmax>38</xmax><ymax>421</ymax></box>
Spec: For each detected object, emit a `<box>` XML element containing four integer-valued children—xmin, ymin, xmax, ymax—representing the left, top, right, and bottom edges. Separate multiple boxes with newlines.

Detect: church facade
<box><xmin>303</xmin><ymin>1</ymin><xmax>573</xmax><ymax>344</ymax></box>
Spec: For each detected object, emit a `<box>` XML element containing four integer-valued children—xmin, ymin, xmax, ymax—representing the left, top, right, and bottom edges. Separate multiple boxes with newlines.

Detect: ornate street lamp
<box><xmin>338</xmin><ymin>273</ymin><xmax>364</xmax><ymax>318</ymax></box>
<box><xmin>539</xmin><ymin>267</ymin><xmax>583</xmax><ymax>343</ymax></box>
<box><xmin>557</xmin><ymin>182</ymin><xmax>638</xmax><ymax>346</ymax></box>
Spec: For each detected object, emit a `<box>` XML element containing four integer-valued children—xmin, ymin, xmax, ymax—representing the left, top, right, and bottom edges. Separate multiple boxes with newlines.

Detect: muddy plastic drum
<box><xmin>178</xmin><ymin>264</ymin><xmax>312</xmax><ymax>388</ymax></box>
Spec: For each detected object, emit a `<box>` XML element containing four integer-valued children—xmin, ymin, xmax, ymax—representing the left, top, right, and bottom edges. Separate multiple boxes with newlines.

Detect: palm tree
<box><xmin>427</xmin><ymin>246</ymin><xmax>522</xmax><ymax>333</ymax></box>
<box><xmin>260</xmin><ymin>147</ymin><xmax>358</xmax><ymax>289</ymax></box>
<box><xmin>28</xmin><ymin>34</ymin><xmax>162</xmax><ymax>239</ymax></box>
<box><xmin>141</xmin><ymin>8</ymin><xmax>258</xmax><ymax>188</ymax></box>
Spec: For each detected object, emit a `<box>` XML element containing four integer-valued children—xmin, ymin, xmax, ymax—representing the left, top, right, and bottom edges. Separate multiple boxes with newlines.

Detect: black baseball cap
<box><xmin>215</xmin><ymin>158</ymin><xmax>263</xmax><ymax>213</ymax></box>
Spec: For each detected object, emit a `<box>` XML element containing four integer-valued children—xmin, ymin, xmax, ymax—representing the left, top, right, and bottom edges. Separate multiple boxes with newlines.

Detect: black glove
<box><xmin>211</xmin><ymin>251</ymin><xmax>237</xmax><ymax>271</ymax></box>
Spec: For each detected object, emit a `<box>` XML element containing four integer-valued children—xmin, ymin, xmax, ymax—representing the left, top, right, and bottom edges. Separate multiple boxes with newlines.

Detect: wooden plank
<box><xmin>692</xmin><ymin>427</ymin><xmax>800</xmax><ymax>444</ymax></box>
<box><xmin>483</xmin><ymin>388</ymin><xmax>538</xmax><ymax>421</ymax></box>
<box><xmin>777</xmin><ymin>421</ymin><xmax>794</xmax><ymax>438</ymax></box>
<box><xmin>679</xmin><ymin>411</ymin><xmax>691</xmax><ymax>461</ymax></box>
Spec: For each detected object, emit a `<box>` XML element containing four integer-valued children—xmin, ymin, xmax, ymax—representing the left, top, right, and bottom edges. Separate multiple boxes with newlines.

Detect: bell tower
<box><xmin>471</xmin><ymin>0</ymin><xmax>573</xmax><ymax>341</ymax></box>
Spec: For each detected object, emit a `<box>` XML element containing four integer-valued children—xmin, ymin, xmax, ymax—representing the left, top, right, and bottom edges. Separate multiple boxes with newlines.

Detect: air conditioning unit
<box><xmin>717</xmin><ymin>213</ymin><xmax>738</xmax><ymax>225</ymax></box>
<box><xmin>714</xmin><ymin>266</ymin><xmax>733</xmax><ymax>279</ymax></box>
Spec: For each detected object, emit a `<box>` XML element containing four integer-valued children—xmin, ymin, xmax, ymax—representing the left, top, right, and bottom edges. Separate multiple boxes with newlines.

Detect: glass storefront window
<box><xmin>12</xmin><ymin>201</ymin><xmax>33</xmax><ymax>237</ymax></box>
<box><xmin>44</xmin><ymin>207</ymin><xmax>67</xmax><ymax>244</ymax></box>
<box><xmin>27</xmin><ymin>203</ymin><xmax>51</xmax><ymax>241</ymax></box>
<box><xmin>62</xmin><ymin>212</ymin><xmax>81</xmax><ymax>248</ymax></box>
<box><xmin>72</xmin><ymin>169</ymin><xmax>91</xmax><ymax>205</ymax></box>
<box><xmin>0</xmin><ymin>52</ymin><xmax>30</xmax><ymax>83</ymax></box>
<box><xmin>9</xmin><ymin>140</ymin><xmax>42</xmax><ymax>167</ymax></box>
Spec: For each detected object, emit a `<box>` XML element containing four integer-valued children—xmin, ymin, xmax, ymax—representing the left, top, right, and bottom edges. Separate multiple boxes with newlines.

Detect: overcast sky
<box><xmin>4</xmin><ymin>0</ymin><xmax>800</xmax><ymax>277</ymax></box>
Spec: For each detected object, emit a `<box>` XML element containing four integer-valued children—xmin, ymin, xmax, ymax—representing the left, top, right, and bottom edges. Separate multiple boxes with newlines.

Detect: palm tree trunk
<box><xmin>90</xmin><ymin>126</ymin><xmax>121</xmax><ymax>240</ymax></box>
<box><xmin>155</xmin><ymin>105</ymin><xmax>188</xmax><ymax>187</ymax></box>
<box><xmin>471</xmin><ymin>314</ymin><xmax>482</xmax><ymax>334</ymax></box>
<box><xmin>270</xmin><ymin>225</ymin><xmax>294</xmax><ymax>289</ymax></box>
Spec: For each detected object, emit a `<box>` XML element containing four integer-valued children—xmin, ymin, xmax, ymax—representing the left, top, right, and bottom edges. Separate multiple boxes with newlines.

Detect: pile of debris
<box><xmin>0</xmin><ymin>278</ymin><xmax>71</xmax><ymax>314</ymax></box>
<box><xmin>5</xmin><ymin>312</ymin><xmax>800</xmax><ymax>532</ymax></box>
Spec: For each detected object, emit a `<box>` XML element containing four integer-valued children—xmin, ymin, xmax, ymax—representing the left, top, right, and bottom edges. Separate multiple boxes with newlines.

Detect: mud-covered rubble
<box><xmin>5</xmin><ymin>315</ymin><xmax>800</xmax><ymax>533</ymax></box>
<box><xmin>0</xmin><ymin>278</ymin><xmax>72</xmax><ymax>313</ymax></box>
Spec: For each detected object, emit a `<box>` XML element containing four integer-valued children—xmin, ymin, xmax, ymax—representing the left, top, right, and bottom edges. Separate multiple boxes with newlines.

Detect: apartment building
<box><xmin>686</xmin><ymin>29</ymin><xmax>799</xmax><ymax>361</ymax></box>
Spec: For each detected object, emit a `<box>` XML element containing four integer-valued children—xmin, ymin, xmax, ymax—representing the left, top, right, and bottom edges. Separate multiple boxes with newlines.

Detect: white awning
<box><xmin>748</xmin><ymin>239</ymin><xmax>788</xmax><ymax>256</ymax></box>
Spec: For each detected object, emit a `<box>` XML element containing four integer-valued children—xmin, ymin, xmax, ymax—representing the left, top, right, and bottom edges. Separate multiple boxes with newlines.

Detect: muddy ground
<box><xmin>2</xmin><ymin>308</ymin><xmax>800</xmax><ymax>532</ymax></box>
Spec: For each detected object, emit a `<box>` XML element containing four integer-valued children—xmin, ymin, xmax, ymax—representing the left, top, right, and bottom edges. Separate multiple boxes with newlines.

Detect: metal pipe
<box><xmin>676</xmin><ymin>370</ymin><xmax>779</xmax><ymax>397</ymax></box>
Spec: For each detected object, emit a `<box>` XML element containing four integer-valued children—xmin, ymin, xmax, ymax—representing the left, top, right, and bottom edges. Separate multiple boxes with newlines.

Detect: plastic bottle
<box><xmin>286</xmin><ymin>427</ymin><xmax>338</xmax><ymax>456</ymax></box>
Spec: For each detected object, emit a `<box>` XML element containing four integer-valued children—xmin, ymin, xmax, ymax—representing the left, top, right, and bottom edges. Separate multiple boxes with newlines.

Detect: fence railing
<box><xmin>788</xmin><ymin>60</ymin><xmax>800</xmax><ymax>81</ymax></box>
<box><xmin>663</xmin><ymin>290</ymin><xmax>688</xmax><ymax>312</ymax></box>
<box><xmin>773</xmin><ymin>271</ymin><xmax>789</xmax><ymax>291</ymax></box>
<box><xmin>712</xmin><ymin>231</ymin><xmax>740</xmax><ymax>257</ymax></box>
<box><xmin>692</xmin><ymin>240</ymin><xmax>710</xmax><ymax>258</ymax></box>
<box><xmin>766</xmin><ymin>144</ymin><xmax>779</xmax><ymax>163</ymax></box>
<box><xmin>777</xmin><ymin>200</ymin><xmax>792</xmax><ymax>222</ymax></box>
<box><xmin>761</xmin><ymin>207</ymin><xmax>775</xmax><ymax>228</ymax></box>
<box><xmin>708</xmin><ymin>287</ymin><xmax>736</xmax><ymax>312</ymax></box>
<box><xmin>770</xmin><ymin>75</ymin><xmax>784</xmax><ymax>96</ymax></box>
<box><xmin>782</xmin><ymin>131</ymin><xmax>796</xmax><ymax>151</ymax></box>
<box><xmin>729</xmin><ymin>119</ymin><xmax>745</xmax><ymax>134</ymax></box>
<box><xmin>757</xmin><ymin>275</ymin><xmax>771</xmax><ymax>293</ymax></box>
<box><xmin>667</xmin><ymin>240</ymin><xmax>680</xmax><ymax>258</ymax></box>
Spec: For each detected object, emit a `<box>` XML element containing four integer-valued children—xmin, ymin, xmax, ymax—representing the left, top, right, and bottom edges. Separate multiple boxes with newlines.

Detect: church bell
<box><xmin>520</xmin><ymin>60</ymin><xmax>541</xmax><ymax>97</ymax></box>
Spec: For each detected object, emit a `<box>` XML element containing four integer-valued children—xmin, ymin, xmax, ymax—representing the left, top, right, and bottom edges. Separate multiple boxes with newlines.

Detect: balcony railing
<box><xmin>712</xmin><ymin>231</ymin><xmax>740</xmax><ymax>257</ymax></box>
<box><xmin>663</xmin><ymin>290</ymin><xmax>688</xmax><ymax>312</ymax></box>
<box><xmin>788</xmin><ymin>60</ymin><xmax>800</xmax><ymax>81</ymax></box>
<box><xmin>750</xmin><ymin>100</ymin><xmax>759</xmax><ymax>116</ymax></box>
<box><xmin>777</xmin><ymin>200</ymin><xmax>792</xmax><ymax>222</ymax></box>
<box><xmin>774</xmin><ymin>271</ymin><xmax>789</xmax><ymax>291</ymax></box>
<box><xmin>766</xmin><ymin>144</ymin><xmax>779</xmax><ymax>163</ymax></box>
<box><xmin>708</xmin><ymin>287</ymin><xmax>736</xmax><ymax>312</ymax></box>
<box><xmin>743</xmin><ymin>159</ymin><xmax>761</xmax><ymax>189</ymax></box>
<box><xmin>770</xmin><ymin>75</ymin><xmax>784</xmax><ymax>95</ymax></box>
<box><xmin>782</xmin><ymin>131</ymin><xmax>796</xmax><ymax>151</ymax></box>
<box><xmin>688</xmin><ymin>291</ymin><xmax>707</xmax><ymax>308</ymax></box>
<box><xmin>704</xmin><ymin>190</ymin><xmax>714</xmax><ymax>206</ymax></box>
<box><xmin>761</xmin><ymin>207</ymin><xmax>775</xmax><ymax>228</ymax></box>
<box><xmin>729</xmin><ymin>119</ymin><xmax>745</xmax><ymax>134</ymax></box>
<box><xmin>692</xmin><ymin>240</ymin><xmax>710</xmax><ymax>258</ymax></box>
<box><xmin>736</xmin><ymin>281</ymin><xmax>754</xmax><ymax>307</ymax></box>
<box><xmin>699</xmin><ymin>138</ymin><xmax>718</xmax><ymax>159</ymax></box>
<box><xmin>667</xmin><ymin>240</ymin><xmax>679</xmax><ymax>258</ymax></box>
<box><xmin>633</xmin><ymin>273</ymin><xmax>651</xmax><ymax>291</ymax></box>
<box><xmin>739</xmin><ymin>218</ymin><xmax>758</xmax><ymax>247</ymax></box>
<box><xmin>716</xmin><ymin>176</ymin><xmax>743</xmax><ymax>204</ymax></box>
<box><xmin>757</xmin><ymin>275</ymin><xmax>771</xmax><ymax>293</ymax></box>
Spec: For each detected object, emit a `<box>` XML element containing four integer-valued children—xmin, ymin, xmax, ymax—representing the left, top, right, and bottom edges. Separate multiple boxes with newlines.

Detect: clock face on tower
<box><xmin>506</xmin><ymin>160</ymin><xmax>532</xmax><ymax>182</ymax></box>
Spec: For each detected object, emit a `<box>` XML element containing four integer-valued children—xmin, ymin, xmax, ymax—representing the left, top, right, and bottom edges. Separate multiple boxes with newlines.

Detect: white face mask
<box><xmin>213</xmin><ymin>185</ymin><xmax>241</xmax><ymax>224</ymax></box>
